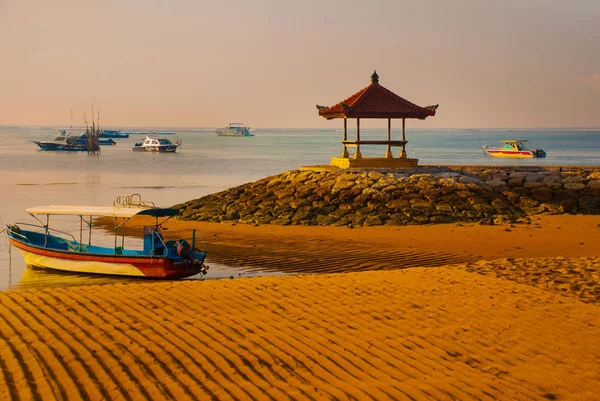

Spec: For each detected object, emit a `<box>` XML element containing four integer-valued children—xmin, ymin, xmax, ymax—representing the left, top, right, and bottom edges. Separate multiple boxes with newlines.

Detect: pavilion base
<box><xmin>330</xmin><ymin>157</ymin><xmax>419</xmax><ymax>169</ymax></box>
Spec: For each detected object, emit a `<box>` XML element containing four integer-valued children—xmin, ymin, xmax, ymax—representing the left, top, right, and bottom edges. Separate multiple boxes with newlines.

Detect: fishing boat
<box><xmin>34</xmin><ymin>131</ymin><xmax>116</xmax><ymax>150</ymax></box>
<box><xmin>5</xmin><ymin>195</ymin><xmax>208</xmax><ymax>279</ymax></box>
<box><xmin>216</xmin><ymin>123</ymin><xmax>254</xmax><ymax>137</ymax></box>
<box><xmin>76</xmin><ymin>133</ymin><xmax>116</xmax><ymax>146</ymax></box>
<box><xmin>34</xmin><ymin>130</ymin><xmax>87</xmax><ymax>151</ymax></box>
<box><xmin>132</xmin><ymin>136</ymin><xmax>181</xmax><ymax>152</ymax></box>
<box><xmin>100</xmin><ymin>129</ymin><xmax>129</xmax><ymax>139</ymax></box>
<box><xmin>482</xmin><ymin>139</ymin><xmax>546</xmax><ymax>158</ymax></box>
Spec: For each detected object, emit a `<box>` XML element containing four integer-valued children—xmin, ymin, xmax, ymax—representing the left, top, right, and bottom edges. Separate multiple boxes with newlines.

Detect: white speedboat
<box><xmin>215</xmin><ymin>123</ymin><xmax>254</xmax><ymax>137</ymax></box>
<box><xmin>132</xmin><ymin>136</ymin><xmax>181</xmax><ymax>152</ymax></box>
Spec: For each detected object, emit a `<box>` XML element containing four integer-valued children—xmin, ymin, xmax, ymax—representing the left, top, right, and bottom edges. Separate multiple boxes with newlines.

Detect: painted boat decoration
<box><xmin>5</xmin><ymin>195</ymin><xmax>208</xmax><ymax>279</ymax></box>
<box><xmin>216</xmin><ymin>123</ymin><xmax>254</xmax><ymax>137</ymax></box>
<box><xmin>133</xmin><ymin>136</ymin><xmax>181</xmax><ymax>152</ymax></box>
<box><xmin>482</xmin><ymin>139</ymin><xmax>546</xmax><ymax>158</ymax></box>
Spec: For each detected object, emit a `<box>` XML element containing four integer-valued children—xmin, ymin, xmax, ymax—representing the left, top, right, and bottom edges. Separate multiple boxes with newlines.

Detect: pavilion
<box><xmin>317</xmin><ymin>71</ymin><xmax>438</xmax><ymax>168</ymax></box>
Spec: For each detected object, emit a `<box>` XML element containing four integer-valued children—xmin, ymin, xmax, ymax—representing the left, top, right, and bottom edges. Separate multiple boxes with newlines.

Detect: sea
<box><xmin>1</xmin><ymin>125</ymin><xmax>599</xmax><ymax>291</ymax></box>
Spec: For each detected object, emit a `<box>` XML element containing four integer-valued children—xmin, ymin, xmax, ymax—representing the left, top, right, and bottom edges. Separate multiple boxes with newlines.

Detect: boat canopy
<box><xmin>25</xmin><ymin>205</ymin><xmax>179</xmax><ymax>218</ymax></box>
<box><xmin>501</xmin><ymin>139</ymin><xmax>528</xmax><ymax>143</ymax></box>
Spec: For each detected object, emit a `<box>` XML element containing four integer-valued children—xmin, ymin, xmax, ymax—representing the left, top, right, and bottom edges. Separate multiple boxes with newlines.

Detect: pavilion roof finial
<box><xmin>371</xmin><ymin>70</ymin><xmax>379</xmax><ymax>84</ymax></box>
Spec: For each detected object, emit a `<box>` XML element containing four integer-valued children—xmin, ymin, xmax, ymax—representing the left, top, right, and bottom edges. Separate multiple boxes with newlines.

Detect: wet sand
<box><xmin>1</xmin><ymin>215</ymin><xmax>599</xmax><ymax>400</ymax></box>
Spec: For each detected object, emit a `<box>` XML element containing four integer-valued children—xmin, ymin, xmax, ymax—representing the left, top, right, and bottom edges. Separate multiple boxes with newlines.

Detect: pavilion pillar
<box><xmin>342</xmin><ymin>118</ymin><xmax>349</xmax><ymax>158</ymax></box>
<box><xmin>400</xmin><ymin>118</ymin><xmax>407</xmax><ymax>158</ymax></box>
<box><xmin>354</xmin><ymin>118</ymin><xmax>362</xmax><ymax>159</ymax></box>
<box><xmin>385</xmin><ymin>118</ymin><xmax>393</xmax><ymax>159</ymax></box>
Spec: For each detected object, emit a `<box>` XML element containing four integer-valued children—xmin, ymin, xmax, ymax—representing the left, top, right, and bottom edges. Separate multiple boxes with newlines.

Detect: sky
<box><xmin>1</xmin><ymin>0</ymin><xmax>599</xmax><ymax>129</ymax></box>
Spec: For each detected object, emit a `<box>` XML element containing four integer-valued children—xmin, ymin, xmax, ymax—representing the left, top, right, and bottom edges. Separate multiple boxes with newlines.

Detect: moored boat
<box><xmin>100</xmin><ymin>129</ymin><xmax>129</xmax><ymax>139</ymax></box>
<box><xmin>5</xmin><ymin>195</ymin><xmax>208</xmax><ymax>279</ymax></box>
<box><xmin>76</xmin><ymin>133</ymin><xmax>116</xmax><ymax>146</ymax></box>
<box><xmin>34</xmin><ymin>130</ymin><xmax>87</xmax><ymax>151</ymax></box>
<box><xmin>216</xmin><ymin>123</ymin><xmax>254</xmax><ymax>137</ymax></box>
<box><xmin>482</xmin><ymin>139</ymin><xmax>546</xmax><ymax>158</ymax></box>
<box><xmin>133</xmin><ymin>136</ymin><xmax>181</xmax><ymax>152</ymax></box>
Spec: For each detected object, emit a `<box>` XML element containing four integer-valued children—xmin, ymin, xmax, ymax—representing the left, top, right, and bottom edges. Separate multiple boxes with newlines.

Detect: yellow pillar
<box><xmin>342</xmin><ymin>118</ymin><xmax>349</xmax><ymax>158</ymax></box>
<box><xmin>385</xmin><ymin>118</ymin><xmax>393</xmax><ymax>159</ymax></box>
<box><xmin>354</xmin><ymin>118</ymin><xmax>362</xmax><ymax>159</ymax></box>
<box><xmin>400</xmin><ymin>118</ymin><xmax>407</xmax><ymax>158</ymax></box>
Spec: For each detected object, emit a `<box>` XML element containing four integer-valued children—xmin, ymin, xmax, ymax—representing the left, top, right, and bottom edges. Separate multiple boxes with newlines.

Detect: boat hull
<box><xmin>8</xmin><ymin>237</ymin><xmax>202</xmax><ymax>279</ymax></box>
<box><xmin>485</xmin><ymin>150</ymin><xmax>536</xmax><ymax>158</ymax></box>
<box><xmin>132</xmin><ymin>145</ymin><xmax>179</xmax><ymax>152</ymax></box>
<box><xmin>34</xmin><ymin>141</ymin><xmax>87</xmax><ymax>151</ymax></box>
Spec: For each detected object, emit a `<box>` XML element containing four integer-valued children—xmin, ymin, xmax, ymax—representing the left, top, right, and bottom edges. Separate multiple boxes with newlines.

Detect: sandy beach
<box><xmin>0</xmin><ymin>215</ymin><xmax>598</xmax><ymax>400</ymax></box>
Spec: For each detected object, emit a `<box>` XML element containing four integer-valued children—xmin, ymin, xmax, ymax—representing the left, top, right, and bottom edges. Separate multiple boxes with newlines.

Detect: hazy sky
<box><xmin>1</xmin><ymin>0</ymin><xmax>599</xmax><ymax>128</ymax></box>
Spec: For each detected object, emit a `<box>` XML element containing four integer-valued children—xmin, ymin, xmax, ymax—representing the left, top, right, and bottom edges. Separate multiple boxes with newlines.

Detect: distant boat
<box><xmin>216</xmin><ymin>123</ymin><xmax>254</xmax><ymax>137</ymax></box>
<box><xmin>34</xmin><ymin>131</ymin><xmax>116</xmax><ymax>151</ymax></box>
<box><xmin>482</xmin><ymin>139</ymin><xmax>546</xmax><ymax>158</ymax></box>
<box><xmin>76</xmin><ymin>133</ymin><xmax>116</xmax><ymax>146</ymax></box>
<box><xmin>132</xmin><ymin>136</ymin><xmax>181</xmax><ymax>153</ymax></box>
<box><xmin>100</xmin><ymin>129</ymin><xmax>129</xmax><ymax>139</ymax></box>
<box><xmin>34</xmin><ymin>130</ymin><xmax>87</xmax><ymax>151</ymax></box>
<box><xmin>124</xmin><ymin>131</ymin><xmax>177</xmax><ymax>135</ymax></box>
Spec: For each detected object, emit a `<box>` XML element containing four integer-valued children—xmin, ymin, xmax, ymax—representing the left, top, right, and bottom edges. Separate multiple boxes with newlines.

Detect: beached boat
<box><xmin>216</xmin><ymin>123</ymin><xmax>254</xmax><ymax>137</ymax></box>
<box><xmin>5</xmin><ymin>195</ymin><xmax>208</xmax><ymax>279</ymax></box>
<box><xmin>34</xmin><ymin>130</ymin><xmax>88</xmax><ymax>151</ymax></box>
<box><xmin>132</xmin><ymin>136</ymin><xmax>181</xmax><ymax>152</ymax></box>
<box><xmin>482</xmin><ymin>139</ymin><xmax>546</xmax><ymax>158</ymax></box>
<box><xmin>100</xmin><ymin>129</ymin><xmax>129</xmax><ymax>139</ymax></box>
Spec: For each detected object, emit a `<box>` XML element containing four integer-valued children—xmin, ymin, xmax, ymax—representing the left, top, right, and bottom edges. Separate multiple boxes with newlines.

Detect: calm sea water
<box><xmin>1</xmin><ymin>125</ymin><xmax>599</xmax><ymax>291</ymax></box>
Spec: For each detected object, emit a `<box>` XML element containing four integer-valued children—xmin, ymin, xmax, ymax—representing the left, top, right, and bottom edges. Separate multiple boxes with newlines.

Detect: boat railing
<box><xmin>6</xmin><ymin>225</ymin><xmax>31</xmax><ymax>243</ymax></box>
<box><xmin>7</xmin><ymin>222</ymin><xmax>77</xmax><ymax>243</ymax></box>
<box><xmin>114</xmin><ymin>194</ymin><xmax>156</xmax><ymax>209</ymax></box>
<box><xmin>151</xmin><ymin>229</ymin><xmax>168</xmax><ymax>256</ymax></box>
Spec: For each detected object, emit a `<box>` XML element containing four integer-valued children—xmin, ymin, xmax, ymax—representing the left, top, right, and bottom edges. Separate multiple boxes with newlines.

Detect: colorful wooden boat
<box><xmin>6</xmin><ymin>195</ymin><xmax>207</xmax><ymax>279</ymax></box>
<box><xmin>482</xmin><ymin>139</ymin><xmax>546</xmax><ymax>158</ymax></box>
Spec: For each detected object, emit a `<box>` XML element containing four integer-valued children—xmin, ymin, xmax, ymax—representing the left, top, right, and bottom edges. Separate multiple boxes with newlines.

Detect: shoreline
<box><xmin>2</xmin><ymin>210</ymin><xmax>600</xmax><ymax>399</ymax></box>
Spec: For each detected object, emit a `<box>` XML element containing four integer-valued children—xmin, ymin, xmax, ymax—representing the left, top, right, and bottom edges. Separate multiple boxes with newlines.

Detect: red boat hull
<box><xmin>8</xmin><ymin>237</ymin><xmax>203</xmax><ymax>279</ymax></box>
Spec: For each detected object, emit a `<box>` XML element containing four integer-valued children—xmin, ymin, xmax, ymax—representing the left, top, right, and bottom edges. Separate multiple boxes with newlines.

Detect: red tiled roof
<box><xmin>317</xmin><ymin>72</ymin><xmax>437</xmax><ymax>120</ymax></box>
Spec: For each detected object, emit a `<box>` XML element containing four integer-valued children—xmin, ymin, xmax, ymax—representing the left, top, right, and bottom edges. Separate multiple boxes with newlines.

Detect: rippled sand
<box><xmin>1</xmin><ymin>215</ymin><xmax>599</xmax><ymax>400</ymax></box>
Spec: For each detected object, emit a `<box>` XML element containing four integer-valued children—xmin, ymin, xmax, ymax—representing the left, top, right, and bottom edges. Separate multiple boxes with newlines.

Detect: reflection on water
<box><xmin>13</xmin><ymin>261</ymin><xmax>285</xmax><ymax>291</ymax></box>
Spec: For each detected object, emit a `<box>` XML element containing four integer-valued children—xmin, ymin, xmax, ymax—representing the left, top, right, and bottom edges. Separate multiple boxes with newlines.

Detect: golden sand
<box><xmin>1</xmin><ymin>215</ymin><xmax>599</xmax><ymax>400</ymax></box>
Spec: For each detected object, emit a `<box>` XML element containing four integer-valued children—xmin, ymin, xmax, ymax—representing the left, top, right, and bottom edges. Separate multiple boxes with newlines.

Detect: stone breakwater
<box><xmin>175</xmin><ymin>167</ymin><xmax>600</xmax><ymax>227</ymax></box>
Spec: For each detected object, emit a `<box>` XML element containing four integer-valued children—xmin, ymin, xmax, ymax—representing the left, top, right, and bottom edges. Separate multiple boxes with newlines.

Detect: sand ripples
<box><xmin>1</xmin><ymin>268</ymin><xmax>599</xmax><ymax>400</ymax></box>
<box><xmin>207</xmin><ymin>236</ymin><xmax>481</xmax><ymax>275</ymax></box>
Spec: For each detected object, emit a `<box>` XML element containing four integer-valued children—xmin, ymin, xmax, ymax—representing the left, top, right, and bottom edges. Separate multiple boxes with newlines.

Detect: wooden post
<box><xmin>342</xmin><ymin>118</ymin><xmax>349</xmax><ymax>158</ymax></box>
<box><xmin>354</xmin><ymin>118</ymin><xmax>362</xmax><ymax>159</ymax></box>
<box><xmin>385</xmin><ymin>118</ymin><xmax>393</xmax><ymax>158</ymax></box>
<box><xmin>401</xmin><ymin>118</ymin><xmax>407</xmax><ymax>158</ymax></box>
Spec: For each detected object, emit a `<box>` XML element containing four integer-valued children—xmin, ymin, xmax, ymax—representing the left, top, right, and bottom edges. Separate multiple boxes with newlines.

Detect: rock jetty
<box><xmin>175</xmin><ymin>166</ymin><xmax>600</xmax><ymax>227</ymax></box>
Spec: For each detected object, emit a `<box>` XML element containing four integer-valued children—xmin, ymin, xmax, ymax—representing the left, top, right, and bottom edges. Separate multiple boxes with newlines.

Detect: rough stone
<box><xmin>174</xmin><ymin>167</ymin><xmax>600</xmax><ymax>227</ymax></box>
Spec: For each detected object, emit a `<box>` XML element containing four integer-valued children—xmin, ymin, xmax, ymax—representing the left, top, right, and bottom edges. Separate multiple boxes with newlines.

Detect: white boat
<box><xmin>132</xmin><ymin>136</ymin><xmax>181</xmax><ymax>152</ymax></box>
<box><xmin>215</xmin><ymin>123</ymin><xmax>254</xmax><ymax>137</ymax></box>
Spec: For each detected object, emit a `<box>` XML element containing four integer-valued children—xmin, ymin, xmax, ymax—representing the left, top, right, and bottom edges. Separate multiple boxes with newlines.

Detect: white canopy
<box><xmin>25</xmin><ymin>205</ymin><xmax>167</xmax><ymax>218</ymax></box>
